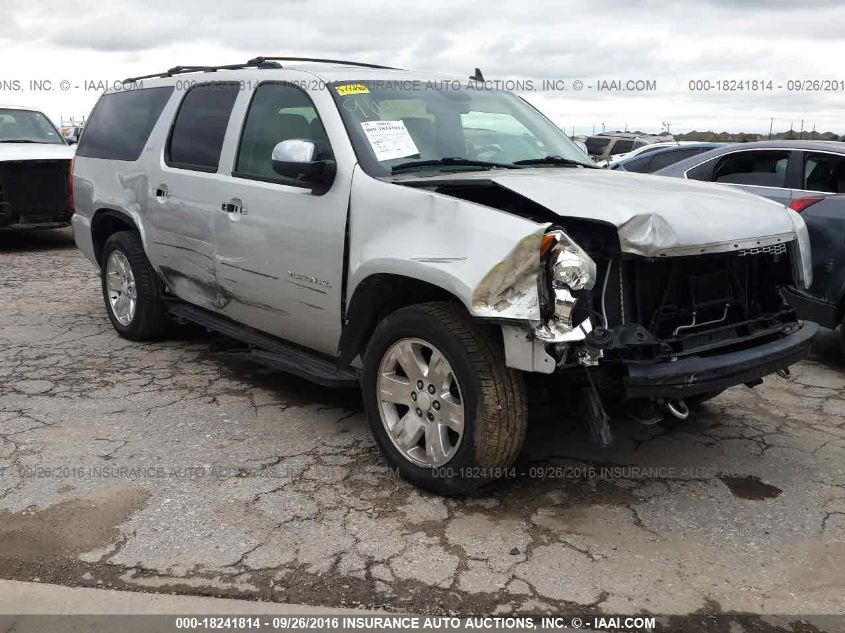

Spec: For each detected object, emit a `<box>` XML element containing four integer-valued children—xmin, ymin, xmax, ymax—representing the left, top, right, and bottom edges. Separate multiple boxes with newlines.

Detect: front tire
<box><xmin>362</xmin><ymin>302</ymin><xmax>527</xmax><ymax>495</ymax></box>
<box><xmin>100</xmin><ymin>231</ymin><xmax>169</xmax><ymax>341</ymax></box>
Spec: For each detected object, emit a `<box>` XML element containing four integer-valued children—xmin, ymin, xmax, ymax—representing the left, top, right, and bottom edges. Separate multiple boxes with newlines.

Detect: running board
<box><xmin>167</xmin><ymin>302</ymin><xmax>359</xmax><ymax>388</ymax></box>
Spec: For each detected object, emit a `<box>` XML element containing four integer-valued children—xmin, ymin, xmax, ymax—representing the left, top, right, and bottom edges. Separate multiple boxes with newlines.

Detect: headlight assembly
<box><xmin>535</xmin><ymin>229</ymin><xmax>597</xmax><ymax>344</ymax></box>
<box><xmin>544</xmin><ymin>229</ymin><xmax>597</xmax><ymax>291</ymax></box>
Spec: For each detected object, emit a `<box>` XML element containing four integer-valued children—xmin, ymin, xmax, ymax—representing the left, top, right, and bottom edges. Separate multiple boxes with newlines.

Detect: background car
<box><xmin>610</xmin><ymin>142</ymin><xmax>726</xmax><ymax>173</ymax></box>
<box><xmin>655</xmin><ymin>140</ymin><xmax>845</xmax><ymax>206</ymax></box>
<box><xmin>61</xmin><ymin>125</ymin><xmax>84</xmax><ymax>145</ymax></box>
<box><xmin>585</xmin><ymin>132</ymin><xmax>675</xmax><ymax>163</ymax></box>
<box><xmin>0</xmin><ymin>104</ymin><xmax>75</xmax><ymax>231</ymax></box>
<box><xmin>782</xmin><ymin>194</ymin><xmax>845</xmax><ymax>347</ymax></box>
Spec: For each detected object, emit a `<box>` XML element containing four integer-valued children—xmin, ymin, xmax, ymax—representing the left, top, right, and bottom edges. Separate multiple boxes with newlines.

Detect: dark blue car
<box><xmin>611</xmin><ymin>142</ymin><xmax>726</xmax><ymax>173</ymax></box>
<box><xmin>783</xmin><ymin>194</ymin><xmax>845</xmax><ymax>349</ymax></box>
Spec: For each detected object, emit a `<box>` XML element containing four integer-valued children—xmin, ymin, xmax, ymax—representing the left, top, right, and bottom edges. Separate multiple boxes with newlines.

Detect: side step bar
<box><xmin>167</xmin><ymin>301</ymin><xmax>359</xmax><ymax>389</ymax></box>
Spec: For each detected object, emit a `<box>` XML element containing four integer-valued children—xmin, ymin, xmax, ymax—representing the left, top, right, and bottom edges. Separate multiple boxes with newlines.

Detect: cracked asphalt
<box><xmin>1</xmin><ymin>229</ymin><xmax>844</xmax><ymax>622</ymax></box>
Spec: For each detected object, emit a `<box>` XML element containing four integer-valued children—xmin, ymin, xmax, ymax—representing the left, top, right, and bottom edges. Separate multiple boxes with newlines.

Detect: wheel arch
<box><xmin>91</xmin><ymin>209</ymin><xmax>142</xmax><ymax>265</ymax></box>
<box><xmin>337</xmin><ymin>273</ymin><xmax>469</xmax><ymax>367</ymax></box>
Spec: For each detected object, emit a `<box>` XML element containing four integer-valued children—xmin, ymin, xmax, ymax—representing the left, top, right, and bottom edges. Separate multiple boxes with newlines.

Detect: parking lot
<box><xmin>1</xmin><ymin>229</ymin><xmax>844</xmax><ymax>618</ymax></box>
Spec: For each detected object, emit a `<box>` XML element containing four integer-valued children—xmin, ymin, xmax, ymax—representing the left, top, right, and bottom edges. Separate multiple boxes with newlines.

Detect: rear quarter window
<box><xmin>76</xmin><ymin>87</ymin><xmax>174</xmax><ymax>161</ymax></box>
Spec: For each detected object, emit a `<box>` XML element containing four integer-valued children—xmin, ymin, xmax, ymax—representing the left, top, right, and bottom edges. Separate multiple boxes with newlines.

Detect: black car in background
<box><xmin>783</xmin><ymin>194</ymin><xmax>845</xmax><ymax>347</ymax></box>
<box><xmin>610</xmin><ymin>142</ymin><xmax>725</xmax><ymax>173</ymax></box>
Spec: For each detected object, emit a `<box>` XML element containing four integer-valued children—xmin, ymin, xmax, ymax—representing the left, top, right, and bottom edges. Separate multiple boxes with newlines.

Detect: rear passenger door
<box><xmin>145</xmin><ymin>82</ymin><xmax>239</xmax><ymax>311</ymax></box>
<box><xmin>794</xmin><ymin>151</ymin><xmax>845</xmax><ymax>197</ymax></box>
<box><xmin>212</xmin><ymin>81</ymin><xmax>353</xmax><ymax>356</ymax></box>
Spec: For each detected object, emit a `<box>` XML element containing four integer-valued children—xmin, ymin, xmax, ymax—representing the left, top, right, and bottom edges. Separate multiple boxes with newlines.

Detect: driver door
<box><xmin>212</xmin><ymin>82</ymin><xmax>351</xmax><ymax>355</ymax></box>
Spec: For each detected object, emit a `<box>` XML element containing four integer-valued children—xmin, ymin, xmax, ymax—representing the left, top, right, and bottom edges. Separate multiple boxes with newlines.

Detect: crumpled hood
<box><xmin>0</xmin><ymin>143</ymin><xmax>74</xmax><ymax>162</ymax></box>
<box><xmin>403</xmin><ymin>167</ymin><xmax>800</xmax><ymax>258</ymax></box>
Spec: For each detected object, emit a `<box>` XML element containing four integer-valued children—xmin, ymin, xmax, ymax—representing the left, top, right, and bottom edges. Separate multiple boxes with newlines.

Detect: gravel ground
<box><xmin>1</xmin><ymin>229</ymin><xmax>844</xmax><ymax>626</ymax></box>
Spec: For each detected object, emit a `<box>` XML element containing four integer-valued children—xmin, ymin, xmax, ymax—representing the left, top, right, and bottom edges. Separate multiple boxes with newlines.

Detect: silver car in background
<box><xmin>655</xmin><ymin>140</ymin><xmax>845</xmax><ymax>205</ymax></box>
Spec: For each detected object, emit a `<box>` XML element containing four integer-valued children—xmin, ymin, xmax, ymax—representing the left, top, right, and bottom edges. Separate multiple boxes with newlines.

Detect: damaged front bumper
<box><xmin>622</xmin><ymin>320</ymin><xmax>818</xmax><ymax>398</ymax></box>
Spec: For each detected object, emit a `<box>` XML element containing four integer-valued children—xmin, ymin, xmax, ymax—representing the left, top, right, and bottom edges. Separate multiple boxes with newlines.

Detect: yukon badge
<box><xmin>287</xmin><ymin>270</ymin><xmax>332</xmax><ymax>289</ymax></box>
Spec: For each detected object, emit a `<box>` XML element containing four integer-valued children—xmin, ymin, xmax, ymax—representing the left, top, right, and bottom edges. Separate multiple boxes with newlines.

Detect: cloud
<box><xmin>1</xmin><ymin>0</ymin><xmax>843</xmax><ymax>133</ymax></box>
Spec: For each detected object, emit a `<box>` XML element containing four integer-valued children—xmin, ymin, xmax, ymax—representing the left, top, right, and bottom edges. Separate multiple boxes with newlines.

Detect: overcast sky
<box><xmin>1</xmin><ymin>0</ymin><xmax>843</xmax><ymax>135</ymax></box>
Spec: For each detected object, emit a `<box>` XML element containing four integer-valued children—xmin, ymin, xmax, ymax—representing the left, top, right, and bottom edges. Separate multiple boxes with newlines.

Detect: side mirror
<box><xmin>271</xmin><ymin>139</ymin><xmax>335</xmax><ymax>194</ymax></box>
<box><xmin>65</xmin><ymin>137</ymin><xmax>77</xmax><ymax>146</ymax></box>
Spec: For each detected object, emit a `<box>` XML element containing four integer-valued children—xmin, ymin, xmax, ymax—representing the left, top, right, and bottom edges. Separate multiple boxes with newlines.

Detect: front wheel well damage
<box><xmin>91</xmin><ymin>209</ymin><xmax>139</xmax><ymax>265</ymax></box>
<box><xmin>338</xmin><ymin>274</ymin><xmax>469</xmax><ymax>366</ymax></box>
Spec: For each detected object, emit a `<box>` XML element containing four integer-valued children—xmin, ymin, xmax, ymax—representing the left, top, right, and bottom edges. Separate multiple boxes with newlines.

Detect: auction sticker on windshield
<box><xmin>360</xmin><ymin>120</ymin><xmax>420</xmax><ymax>161</ymax></box>
<box><xmin>336</xmin><ymin>83</ymin><xmax>370</xmax><ymax>95</ymax></box>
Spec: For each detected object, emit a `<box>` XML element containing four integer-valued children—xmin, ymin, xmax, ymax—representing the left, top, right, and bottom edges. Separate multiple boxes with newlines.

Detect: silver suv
<box><xmin>72</xmin><ymin>57</ymin><xmax>817</xmax><ymax>494</ymax></box>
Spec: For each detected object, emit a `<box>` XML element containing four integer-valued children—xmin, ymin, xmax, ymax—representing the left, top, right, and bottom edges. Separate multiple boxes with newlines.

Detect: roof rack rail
<box><xmin>247</xmin><ymin>56</ymin><xmax>400</xmax><ymax>70</ymax></box>
<box><xmin>122</xmin><ymin>56</ymin><xmax>399</xmax><ymax>84</ymax></box>
<box><xmin>122</xmin><ymin>59</ymin><xmax>282</xmax><ymax>84</ymax></box>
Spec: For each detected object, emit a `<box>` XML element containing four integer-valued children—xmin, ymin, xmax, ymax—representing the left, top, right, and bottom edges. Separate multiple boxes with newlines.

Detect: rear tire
<box><xmin>362</xmin><ymin>302</ymin><xmax>527</xmax><ymax>495</ymax></box>
<box><xmin>100</xmin><ymin>231</ymin><xmax>169</xmax><ymax>341</ymax></box>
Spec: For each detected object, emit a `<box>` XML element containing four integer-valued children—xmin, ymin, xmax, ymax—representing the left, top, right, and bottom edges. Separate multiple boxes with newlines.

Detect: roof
<box><xmin>119</xmin><ymin>56</ymin><xmax>483</xmax><ymax>90</ymax></box>
<box><xmin>0</xmin><ymin>104</ymin><xmax>41</xmax><ymax>111</ymax></box>
<box><xmin>703</xmin><ymin>139</ymin><xmax>844</xmax><ymax>150</ymax></box>
<box><xmin>126</xmin><ymin>66</ymin><xmax>462</xmax><ymax>95</ymax></box>
<box><xmin>589</xmin><ymin>132</ymin><xmax>674</xmax><ymax>140</ymax></box>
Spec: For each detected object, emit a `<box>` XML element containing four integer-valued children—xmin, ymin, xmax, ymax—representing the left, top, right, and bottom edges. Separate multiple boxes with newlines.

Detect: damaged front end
<box><xmin>482</xmin><ymin>221</ymin><xmax>817</xmax><ymax>443</ymax></box>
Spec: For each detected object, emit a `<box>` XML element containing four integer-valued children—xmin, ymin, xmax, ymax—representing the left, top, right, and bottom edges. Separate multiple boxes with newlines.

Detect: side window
<box><xmin>166</xmin><ymin>83</ymin><xmax>239</xmax><ymax>172</ymax></box>
<box><xmin>649</xmin><ymin>148</ymin><xmax>702</xmax><ymax>172</ymax></box>
<box><xmin>804</xmin><ymin>153</ymin><xmax>845</xmax><ymax>193</ymax></box>
<box><xmin>234</xmin><ymin>83</ymin><xmax>332</xmax><ymax>185</ymax></box>
<box><xmin>621</xmin><ymin>155</ymin><xmax>652</xmax><ymax>173</ymax></box>
<box><xmin>76</xmin><ymin>87</ymin><xmax>173</xmax><ymax>161</ymax></box>
<box><xmin>585</xmin><ymin>137</ymin><xmax>610</xmax><ymax>156</ymax></box>
<box><xmin>609</xmin><ymin>139</ymin><xmax>634</xmax><ymax>155</ymax></box>
<box><xmin>712</xmin><ymin>150</ymin><xmax>790</xmax><ymax>188</ymax></box>
<box><xmin>685</xmin><ymin>157</ymin><xmax>715</xmax><ymax>181</ymax></box>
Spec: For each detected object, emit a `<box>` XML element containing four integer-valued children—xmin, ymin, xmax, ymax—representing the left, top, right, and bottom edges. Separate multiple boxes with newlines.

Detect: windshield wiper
<box><xmin>513</xmin><ymin>155</ymin><xmax>594</xmax><ymax>168</ymax></box>
<box><xmin>0</xmin><ymin>139</ymin><xmax>43</xmax><ymax>144</ymax></box>
<box><xmin>391</xmin><ymin>157</ymin><xmax>517</xmax><ymax>173</ymax></box>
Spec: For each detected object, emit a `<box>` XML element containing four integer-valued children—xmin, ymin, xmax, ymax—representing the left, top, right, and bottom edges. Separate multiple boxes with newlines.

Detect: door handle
<box><xmin>221</xmin><ymin>199</ymin><xmax>246</xmax><ymax>215</ymax></box>
<box><xmin>154</xmin><ymin>185</ymin><xmax>170</xmax><ymax>199</ymax></box>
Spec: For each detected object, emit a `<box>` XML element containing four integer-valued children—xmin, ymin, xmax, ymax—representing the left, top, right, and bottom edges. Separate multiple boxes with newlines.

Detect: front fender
<box><xmin>348</xmin><ymin>167</ymin><xmax>548</xmax><ymax>322</ymax></box>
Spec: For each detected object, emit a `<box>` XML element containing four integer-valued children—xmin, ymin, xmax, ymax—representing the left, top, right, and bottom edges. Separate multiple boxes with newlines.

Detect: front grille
<box><xmin>0</xmin><ymin>160</ymin><xmax>72</xmax><ymax>226</ymax></box>
<box><xmin>597</xmin><ymin>250</ymin><xmax>794</xmax><ymax>340</ymax></box>
<box><xmin>737</xmin><ymin>243</ymin><xmax>787</xmax><ymax>257</ymax></box>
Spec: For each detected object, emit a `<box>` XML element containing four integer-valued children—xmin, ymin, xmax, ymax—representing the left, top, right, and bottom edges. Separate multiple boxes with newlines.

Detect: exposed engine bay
<box><xmin>541</xmin><ymin>220</ymin><xmax>798</xmax><ymax>366</ymax></box>
<box><xmin>535</xmin><ymin>220</ymin><xmax>808</xmax><ymax>442</ymax></box>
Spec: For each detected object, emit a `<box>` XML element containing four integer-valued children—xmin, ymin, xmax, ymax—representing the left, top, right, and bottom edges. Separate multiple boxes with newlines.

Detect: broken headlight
<box><xmin>545</xmin><ymin>229</ymin><xmax>597</xmax><ymax>292</ymax></box>
<box><xmin>535</xmin><ymin>229</ymin><xmax>597</xmax><ymax>343</ymax></box>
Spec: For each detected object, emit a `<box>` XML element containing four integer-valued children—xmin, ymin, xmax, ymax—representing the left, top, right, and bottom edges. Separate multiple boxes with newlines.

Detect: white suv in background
<box><xmin>0</xmin><ymin>105</ymin><xmax>74</xmax><ymax>231</ymax></box>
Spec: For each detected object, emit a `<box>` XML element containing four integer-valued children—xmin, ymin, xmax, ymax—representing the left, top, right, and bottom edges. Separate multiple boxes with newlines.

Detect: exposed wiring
<box><xmin>601</xmin><ymin>259</ymin><xmax>612</xmax><ymax>328</ymax></box>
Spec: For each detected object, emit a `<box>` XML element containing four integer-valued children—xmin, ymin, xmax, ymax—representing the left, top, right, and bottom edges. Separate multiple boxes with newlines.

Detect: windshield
<box><xmin>331</xmin><ymin>81</ymin><xmax>594</xmax><ymax>176</ymax></box>
<box><xmin>0</xmin><ymin>109</ymin><xmax>65</xmax><ymax>144</ymax></box>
